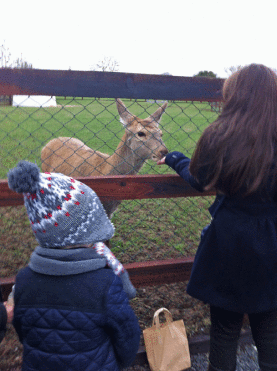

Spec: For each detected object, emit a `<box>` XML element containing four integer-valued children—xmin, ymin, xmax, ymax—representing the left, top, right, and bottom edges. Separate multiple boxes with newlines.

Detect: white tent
<box><xmin>12</xmin><ymin>95</ymin><xmax>57</xmax><ymax>107</ymax></box>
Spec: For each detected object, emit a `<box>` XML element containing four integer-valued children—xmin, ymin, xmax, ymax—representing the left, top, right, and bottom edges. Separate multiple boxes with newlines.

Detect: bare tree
<box><xmin>91</xmin><ymin>56</ymin><xmax>119</xmax><ymax>72</ymax></box>
<box><xmin>0</xmin><ymin>41</ymin><xmax>12</xmax><ymax>68</ymax></box>
<box><xmin>0</xmin><ymin>41</ymin><xmax>32</xmax><ymax>69</ymax></box>
<box><xmin>14</xmin><ymin>54</ymin><xmax>32</xmax><ymax>69</ymax></box>
<box><xmin>224</xmin><ymin>65</ymin><xmax>243</xmax><ymax>76</ymax></box>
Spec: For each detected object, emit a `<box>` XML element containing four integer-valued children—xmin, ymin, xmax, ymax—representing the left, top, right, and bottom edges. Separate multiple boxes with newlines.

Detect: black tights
<box><xmin>209</xmin><ymin>306</ymin><xmax>277</xmax><ymax>371</ymax></box>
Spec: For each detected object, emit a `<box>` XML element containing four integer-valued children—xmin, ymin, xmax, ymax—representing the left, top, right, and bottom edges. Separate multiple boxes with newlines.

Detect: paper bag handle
<box><xmin>153</xmin><ymin>308</ymin><xmax>173</xmax><ymax>329</ymax></box>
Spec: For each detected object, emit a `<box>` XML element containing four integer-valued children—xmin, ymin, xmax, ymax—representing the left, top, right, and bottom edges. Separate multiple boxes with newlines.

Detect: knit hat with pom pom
<box><xmin>7</xmin><ymin>161</ymin><xmax>115</xmax><ymax>248</ymax></box>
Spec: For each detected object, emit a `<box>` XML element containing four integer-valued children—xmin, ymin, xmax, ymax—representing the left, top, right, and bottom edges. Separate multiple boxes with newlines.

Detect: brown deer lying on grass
<box><xmin>41</xmin><ymin>99</ymin><xmax>168</xmax><ymax>217</ymax></box>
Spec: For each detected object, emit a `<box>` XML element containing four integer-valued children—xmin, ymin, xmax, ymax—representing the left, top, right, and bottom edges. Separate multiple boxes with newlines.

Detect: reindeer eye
<box><xmin>137</xmin><ymin>132</ymin><xmax>146</xmax><ymax>137</ymax></box>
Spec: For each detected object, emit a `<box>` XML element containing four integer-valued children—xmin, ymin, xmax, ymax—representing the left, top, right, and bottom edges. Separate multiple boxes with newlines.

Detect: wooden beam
<box><xmin>125</xmin><ymin>257</ymin><xmax>194</xmax><ymax>287</ymax></box>
<box><xmin>0</xmin><ymin>68</ymin><xmax>224</xmax><ymax>101</ymax></box>
<box><xmin>0</xmin><ymin>174</ymin><xmax>215</xmax><ymax>207</ymax></box>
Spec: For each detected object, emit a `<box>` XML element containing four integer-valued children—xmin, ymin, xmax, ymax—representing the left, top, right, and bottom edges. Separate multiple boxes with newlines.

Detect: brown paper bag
<box><xmin>143</xmin><ymin>308</ymin><xmax>191</xmax><ymax>371</ymax></box>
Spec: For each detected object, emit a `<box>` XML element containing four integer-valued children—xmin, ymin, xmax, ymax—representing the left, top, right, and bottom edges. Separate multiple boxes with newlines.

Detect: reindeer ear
<box><xmin>116</xmin><ymin>99</ymin><xmax>135</xmax><ymax>127</ymax></box>
<box><xmin>149</xmin><ymin>101</ymin><xmax>168</xmax><ymax>124</ymax></box>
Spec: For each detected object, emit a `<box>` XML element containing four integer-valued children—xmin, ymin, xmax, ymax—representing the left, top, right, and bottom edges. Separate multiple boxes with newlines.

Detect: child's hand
<box><xmin>4</xmin><ymin>302</ymin><xmax>14</xmax><ymax>323</ymax></box>
<box><xmin>157</xmin><ymin>157</ymin><xmax>166</xmax><ymax>165</ymax></box>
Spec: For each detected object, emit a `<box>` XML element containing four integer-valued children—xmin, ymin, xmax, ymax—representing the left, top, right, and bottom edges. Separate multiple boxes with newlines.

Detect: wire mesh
<box><xmin>0</xmin><ymin>95</ymin><xmax>224</xmax><ymax>368</ymax></box>
<box><xmin>0</xmin><ymin>96</ymin><xmax>220</xmax><ymax>275</ymax></box>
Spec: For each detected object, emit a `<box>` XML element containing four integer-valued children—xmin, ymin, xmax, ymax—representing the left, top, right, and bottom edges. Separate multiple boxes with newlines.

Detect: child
<box><xmin>158</xmin><ymin>64</ymin><xmax>277</xmax><ymax>371</ymax></box>
<box><xmin>7</xmin><ymin>160</ymin><xmax>140</xmax><ymax>371</ymax></box>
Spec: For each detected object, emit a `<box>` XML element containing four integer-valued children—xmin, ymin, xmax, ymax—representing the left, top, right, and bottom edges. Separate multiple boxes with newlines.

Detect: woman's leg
<box><xmin>249</xmin><ymin>309</ymin><xmax>277</xmax><ymax>371</ymax></box>
<box><xmin>209</xmin><ymin>306</ymin><xmax>244</xmax><ymax>371</ymax></box>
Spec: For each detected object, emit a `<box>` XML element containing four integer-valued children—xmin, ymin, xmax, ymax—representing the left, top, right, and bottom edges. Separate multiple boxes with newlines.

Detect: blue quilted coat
<box><xmin>13</xmin><ymin>247</ymin><xmax>141</xmax><ymax>371</ymax></box>
<box><xmin>166</xmin><ymin>151</ymin><xmax>277</xmax><ymax>314</ymax></box>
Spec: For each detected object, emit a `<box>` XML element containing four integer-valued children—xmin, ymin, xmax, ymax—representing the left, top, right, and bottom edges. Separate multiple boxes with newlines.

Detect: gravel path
<box><xmin>125</xmin><ymin>343</ymin><xmax>259</xmax><ymax>371</ymax></box>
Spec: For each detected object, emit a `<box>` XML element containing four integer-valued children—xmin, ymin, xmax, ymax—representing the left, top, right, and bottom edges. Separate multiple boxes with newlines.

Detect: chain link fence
<box><xmin>0</xmin><ymin>95</ymin><xmax>222</xmax><ymax>346</ymax></box>
<box><xmin>0</xmin><ymin>96</ymin><xmax>220</xmax><ymax>270</ymax></box>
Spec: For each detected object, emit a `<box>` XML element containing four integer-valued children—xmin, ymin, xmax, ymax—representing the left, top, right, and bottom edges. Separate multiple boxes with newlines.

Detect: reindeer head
<box><xmin>116</xmin><ymin>99</ymin><xmax>168</xmax><ymax>162</ymax></box>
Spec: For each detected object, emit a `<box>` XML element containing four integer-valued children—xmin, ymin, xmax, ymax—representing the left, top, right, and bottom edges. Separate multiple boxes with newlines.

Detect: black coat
<box><xmin>166</xmin><ymin>151</ymin><xmax>277</xmax><ymax>313</ymax></box>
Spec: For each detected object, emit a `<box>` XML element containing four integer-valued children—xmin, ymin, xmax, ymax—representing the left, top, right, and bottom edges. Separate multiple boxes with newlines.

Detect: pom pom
<box><xmin>7</xmin><ymin>161</ymin><xmax>40</xmax><ymax>194</ymax></box>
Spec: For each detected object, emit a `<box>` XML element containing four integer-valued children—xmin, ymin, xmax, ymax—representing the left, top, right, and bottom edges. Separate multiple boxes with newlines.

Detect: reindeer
<box><xmin>41</xmin><ymin>99</ymin><xmax>168</xmax><ymax>217</ymax></box>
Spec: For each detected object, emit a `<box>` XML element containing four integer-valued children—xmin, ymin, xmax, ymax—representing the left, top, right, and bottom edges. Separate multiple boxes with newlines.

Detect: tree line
<box><xmin>0</xmin><ymin>40</ymin><xmax>245</xmax><ymax>77</ymax></box>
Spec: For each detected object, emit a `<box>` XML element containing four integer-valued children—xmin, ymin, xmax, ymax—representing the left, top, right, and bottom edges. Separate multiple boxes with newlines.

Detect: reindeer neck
<box><xmin>108</xmin><ymin>134</ymin><xmax>145</xmax><ymax>175</ymax></box>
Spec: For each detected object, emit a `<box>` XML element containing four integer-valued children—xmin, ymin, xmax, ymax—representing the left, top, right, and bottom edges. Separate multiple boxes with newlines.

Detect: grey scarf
<box><xmin>29</xmin><ymin>245</ymin><xmax>136</xmax><ymax>299</ymax></box>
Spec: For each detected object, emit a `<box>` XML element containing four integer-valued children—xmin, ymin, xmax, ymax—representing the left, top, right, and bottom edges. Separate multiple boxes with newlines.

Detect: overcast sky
<box><xmin>1</xmin><ymin>0</ymin><xmax>276</xmax><ymax>78</ymax></box>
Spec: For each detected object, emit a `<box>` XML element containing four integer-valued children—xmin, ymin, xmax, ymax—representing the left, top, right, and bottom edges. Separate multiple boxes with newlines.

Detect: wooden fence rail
<box><xmin>0</xmin><ymin>174</ymin><xmax>215</xmax><ymax>206</ymax></box>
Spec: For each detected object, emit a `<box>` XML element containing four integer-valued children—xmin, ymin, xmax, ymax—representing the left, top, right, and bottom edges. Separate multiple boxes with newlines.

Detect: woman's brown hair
<box><xmin>190</xmin><ymin>64</ymin><xmax>277</xmax><ymax>196</ymax></box>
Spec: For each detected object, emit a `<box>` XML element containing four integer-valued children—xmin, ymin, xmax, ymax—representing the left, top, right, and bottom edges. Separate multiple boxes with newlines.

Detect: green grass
<box><xmin>0</xmin><ymin>98</ymin><xmax>218</xmax><ymax>275</ymax></box>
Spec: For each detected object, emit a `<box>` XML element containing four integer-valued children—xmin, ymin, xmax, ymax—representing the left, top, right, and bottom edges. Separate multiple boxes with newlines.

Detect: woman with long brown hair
<box><xmin>158</xmin><ymin>64</ymin><xmax>277</xmax><ymax>371</ymax></box>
